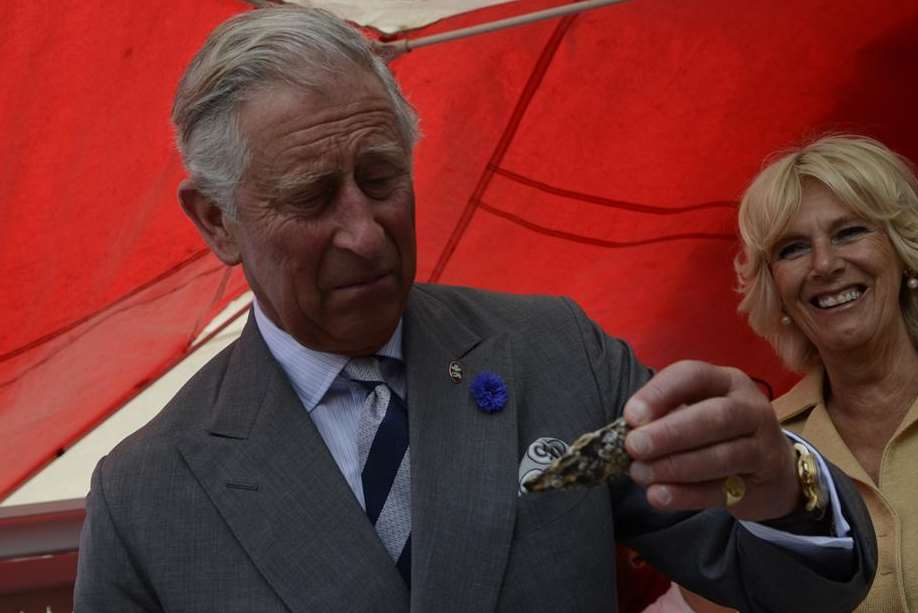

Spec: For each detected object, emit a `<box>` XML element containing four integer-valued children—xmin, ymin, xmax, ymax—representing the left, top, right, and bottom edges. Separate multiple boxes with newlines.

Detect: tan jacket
<box><xmin>776</xmin><ymin>370</ymin><xmax>918</xmax><ymax>613</ymax></box>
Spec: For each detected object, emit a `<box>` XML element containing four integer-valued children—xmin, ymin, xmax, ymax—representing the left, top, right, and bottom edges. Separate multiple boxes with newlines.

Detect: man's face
<box><xmin>227</xmin><ymin>72</ymin><xmax>417</xmax><ymax>355</ymax></box>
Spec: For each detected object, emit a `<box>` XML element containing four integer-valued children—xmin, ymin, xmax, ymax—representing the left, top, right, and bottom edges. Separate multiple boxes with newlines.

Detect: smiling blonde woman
<box><xmin>735</xmin><ymin>135</ymin><xmax>918</xmax><ymax>612</ymax></box>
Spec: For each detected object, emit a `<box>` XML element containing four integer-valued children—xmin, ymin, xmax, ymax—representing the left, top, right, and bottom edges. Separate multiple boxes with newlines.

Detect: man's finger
<box><xmin>624</xmin><ymin>360</ymin><xmax>738</xmax><ymax>428</ymax></box>
<box><xmin>628</xmin><ymin>436</ymin><xmax>761</xmax><ymax>486</ymax></box>
<box><xmin>645</xmin><ymin>479</ymin><xmax>741</xmax><ymax>511</ymax></box>
<box><xmin>624</xmin><ymin>395</ymin><xmax>758</xmax><ymax>460</ymax></box>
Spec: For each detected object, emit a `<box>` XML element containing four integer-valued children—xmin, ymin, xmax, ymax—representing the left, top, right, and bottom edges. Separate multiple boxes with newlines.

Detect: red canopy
<box><xmin>2</xmin><ymin>0</ymin><xmax>917</xmax><ymax>500</ymax></box>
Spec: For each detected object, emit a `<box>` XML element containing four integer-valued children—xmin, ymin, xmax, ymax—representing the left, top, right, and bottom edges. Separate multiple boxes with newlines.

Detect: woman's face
<box><xmin>769</xmin><ymin>182</ymin><xmax>907</xmax><ymax>358</ymax></box>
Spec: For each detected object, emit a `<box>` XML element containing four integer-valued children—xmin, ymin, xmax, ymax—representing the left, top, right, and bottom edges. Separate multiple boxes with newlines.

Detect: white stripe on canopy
<box><xmin>283</xmin><ymin>0</ymin><xmax>515</xmax><ymax>33</ymax></box>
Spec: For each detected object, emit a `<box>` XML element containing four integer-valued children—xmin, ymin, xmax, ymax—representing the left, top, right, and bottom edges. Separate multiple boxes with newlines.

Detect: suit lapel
<box><xmin>405</xmin><ymin>288</ymin><xmax>518</xmax><ymax>612</ymax></box>
<box><xmin>176</xmin><ymin>316</ymin><xmax>409</xmax><ymax>611</ymax></box>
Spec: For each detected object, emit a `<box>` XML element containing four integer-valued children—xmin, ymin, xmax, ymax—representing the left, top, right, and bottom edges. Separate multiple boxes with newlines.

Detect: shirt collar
<box><xmin>773</xmin><ymin>370</ymin><xmax>822</xmax><ymax>422</ymax></box>
<box><xmin>252</xmin><ymin>299</ymin><xmax>403</xmax><ymax>412</ymax></box>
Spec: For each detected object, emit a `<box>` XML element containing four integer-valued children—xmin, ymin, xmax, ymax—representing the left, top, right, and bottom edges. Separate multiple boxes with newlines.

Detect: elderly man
<box><xmin>75</xmin><ymin>6</ymin><xmax>876</xmax><ymax>612</ymax></box>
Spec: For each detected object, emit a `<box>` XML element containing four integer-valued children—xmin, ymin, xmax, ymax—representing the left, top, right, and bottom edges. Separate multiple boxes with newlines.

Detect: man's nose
<box><xmin>332</xmin><ymin>182</ymin><xmax>386</xmax><ymax>257</ymax></box>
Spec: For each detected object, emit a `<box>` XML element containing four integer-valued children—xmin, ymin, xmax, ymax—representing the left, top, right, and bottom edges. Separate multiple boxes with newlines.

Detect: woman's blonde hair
<box><xmin>735</xmin><ymin>135</ymin><xmax>918</xmax><ymax>371</ymax></box>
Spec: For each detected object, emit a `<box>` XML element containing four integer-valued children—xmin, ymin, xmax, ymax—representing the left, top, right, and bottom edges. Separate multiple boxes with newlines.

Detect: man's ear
<box><xmin>178</xmin><ymin>180</ymin><xmax>242</xmax><ymax>266</ymax></box>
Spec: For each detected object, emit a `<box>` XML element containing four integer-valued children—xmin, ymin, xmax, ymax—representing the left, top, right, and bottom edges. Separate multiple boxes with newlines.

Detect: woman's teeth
<box><xmin>816</xmin><ymin>288</ymin><xmax>861</xmax><ymax>309</ymax></box>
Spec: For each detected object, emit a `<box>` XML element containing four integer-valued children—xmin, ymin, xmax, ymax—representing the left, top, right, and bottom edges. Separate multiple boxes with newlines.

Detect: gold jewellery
<box><xmin>793</xmin><ymin>442</ymin><xmax>827</xmax><ymax>517</ymax></box>
<box><xmin>723</xmin><ymin>444</ymin><xmax>826</xmax><ymax>514</ymax></box>
<box><xmin>723</xmin><ymin>475</ymin><xmax>746</xmax><ymax>507</ymax></box>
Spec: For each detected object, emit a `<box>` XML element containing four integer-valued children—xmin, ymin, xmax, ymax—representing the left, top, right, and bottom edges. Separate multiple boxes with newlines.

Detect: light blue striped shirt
<box><xmin>252</xmin><ymin>300</ymin><xmax>404</xmax><ymax>510</ymax></box>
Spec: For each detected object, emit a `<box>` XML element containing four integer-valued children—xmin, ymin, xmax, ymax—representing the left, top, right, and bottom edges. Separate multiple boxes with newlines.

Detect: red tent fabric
<box><xmin>2</xmin><ymin>0</ymin><xmax>917</xmax><ymax>500</ymax></box>
<box><xmin>0</xmin><ymin>0</ymin><xmax>249</xmax><ymax>499</ymax></box>
<box><xmin>398</xmin><ymin>0</ymin><xmax>918</xmax><ymax>384</ymax></box>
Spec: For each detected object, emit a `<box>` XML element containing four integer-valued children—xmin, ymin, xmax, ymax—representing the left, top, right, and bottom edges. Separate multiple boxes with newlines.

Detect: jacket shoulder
<box><xmin>100</xmin><ymin>332</ymin><xmax>242</xmax><ymax>477</ymax></box>
<box><xmin>412</xmin><ymin>283</ymin><xmax>581</xmax><ymax>335</ymax></box>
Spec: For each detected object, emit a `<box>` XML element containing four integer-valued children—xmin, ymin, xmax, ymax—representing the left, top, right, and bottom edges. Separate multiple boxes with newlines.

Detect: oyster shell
<box><xmin>523</xmin><ymin>417</ymin><xmax>632</xmax><ymax>493</ymax></box>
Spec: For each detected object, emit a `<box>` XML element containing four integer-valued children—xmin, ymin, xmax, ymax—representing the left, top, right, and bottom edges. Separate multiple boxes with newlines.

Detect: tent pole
<box><xmin>377</xmin><ymin>0</ymin><xmax>629</xmax><ymax>59</ymax></box>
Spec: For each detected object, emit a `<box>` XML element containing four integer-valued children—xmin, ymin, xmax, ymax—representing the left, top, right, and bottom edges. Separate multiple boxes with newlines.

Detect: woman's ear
<box><xmin>178</xmin><ymin>180</ymin><xmax>242</xmax><ymax>266</ymax></box>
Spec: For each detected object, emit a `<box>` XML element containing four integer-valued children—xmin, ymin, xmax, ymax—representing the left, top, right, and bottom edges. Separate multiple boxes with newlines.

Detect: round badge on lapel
<box><xmin>448</xmin><ymin>360</ymin><xmax>463</xmax><ymax>383</ymax></box>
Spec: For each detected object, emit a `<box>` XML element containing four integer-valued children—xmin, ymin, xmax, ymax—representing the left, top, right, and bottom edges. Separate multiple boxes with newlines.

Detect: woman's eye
<box><xmin>834</xmin><ymin>225</ymin><xmax>870</xmax><ymax>243</ymax></box>
<box><xmin>775</xmin><ymin>241</ymin><xmax>809</xmax><ymax>260</ymax></box>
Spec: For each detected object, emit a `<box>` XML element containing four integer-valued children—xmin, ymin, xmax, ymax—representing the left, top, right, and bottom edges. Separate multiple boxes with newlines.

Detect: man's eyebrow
<box><xmin>263</xmin><ymin>165</ymin><xmax>334</xmax><ymax>203</ymax></box>
<box><xmin>358</xmin><ymin>141</ymin><xmax>410</xmax><ymax>163</ymax></box>
<box><xmin>264</xmin><ymin>140</ymin><xmax>410</xmax><ymax>199</ymax></box>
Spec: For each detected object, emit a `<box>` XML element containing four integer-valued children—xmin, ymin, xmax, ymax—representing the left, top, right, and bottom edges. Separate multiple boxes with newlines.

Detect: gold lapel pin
<box><xmin>448</xmin><ymin>360</ymin><xmax>463</xmax><ymax>383</ymax></box>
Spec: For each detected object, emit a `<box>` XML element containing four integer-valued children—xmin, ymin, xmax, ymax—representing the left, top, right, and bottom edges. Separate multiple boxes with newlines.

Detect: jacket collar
<box><xmin>772</xmin><ymin>370</ymin><xmax>821</xmax><ymax>423</ymax></box>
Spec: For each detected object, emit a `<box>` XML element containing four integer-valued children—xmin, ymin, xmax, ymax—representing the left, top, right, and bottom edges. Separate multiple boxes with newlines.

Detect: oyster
<box><xmin>523</xmin><ymin>417</ymin><xmax>632</xmax><ymax>493</ymax></box>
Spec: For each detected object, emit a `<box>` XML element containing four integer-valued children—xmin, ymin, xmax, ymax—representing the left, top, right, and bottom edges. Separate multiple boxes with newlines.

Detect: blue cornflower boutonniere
<box><xmin>470</xmin><ymin>371</ymin><xmax>508</xmax><ymax>414</ymax></box>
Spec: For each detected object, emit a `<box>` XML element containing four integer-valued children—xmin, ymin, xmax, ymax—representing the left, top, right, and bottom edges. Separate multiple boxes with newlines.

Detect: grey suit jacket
<box><xmin>75</xmin><ymin>284</ymin><xmax>876</xmax><ymax>612</ymax></box>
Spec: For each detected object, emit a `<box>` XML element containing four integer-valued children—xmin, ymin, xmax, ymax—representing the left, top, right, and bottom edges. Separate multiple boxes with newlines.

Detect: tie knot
<box><xmin>344</xmin><ymin>357</ymin><xmax>385</xmax><ymax>385</ymax></box>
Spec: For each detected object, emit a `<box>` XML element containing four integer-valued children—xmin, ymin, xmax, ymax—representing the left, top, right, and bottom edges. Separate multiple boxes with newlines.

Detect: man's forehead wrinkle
<box><xmin>258</xmin><ymin>124</ymin><xmax>404</xmax><ymax>193</ymax></box>
<box><xmin>291</xmin><ymin>105</ymin><xmax>399</xmax><ymax>145</ymax></box>
<box><xmin>259</xmin><ymin>96</ymin><xmax>397</xmax><ymax>144</ymax></box>
<box><xmin>256</xmin><ymin>98</ymin><xmax>398</xmax><ymax>152</ymax></box>
<box><xmin>238</xmin><ymin>77</ymin><xmax>407</xmax><ymax>201</ymax></box>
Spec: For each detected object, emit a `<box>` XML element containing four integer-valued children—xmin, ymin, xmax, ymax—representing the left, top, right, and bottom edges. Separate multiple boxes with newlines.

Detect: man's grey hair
<box><xmin>171</xmin><ymin>6</ymin><xmax>420</xmax><ymax>217</ymax></box>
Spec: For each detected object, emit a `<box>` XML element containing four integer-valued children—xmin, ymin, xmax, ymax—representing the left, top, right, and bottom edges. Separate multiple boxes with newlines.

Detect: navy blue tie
<box><xmin>345</xmin><ymin>357</ymin><xmax>411</xmax><ymax>586</ymax></box>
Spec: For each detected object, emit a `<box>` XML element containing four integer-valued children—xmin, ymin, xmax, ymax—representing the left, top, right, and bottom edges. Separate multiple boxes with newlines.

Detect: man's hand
<box><xmin>624</xmin><ymin>360</ymin><xmax>801</xmax><ymax>521</ymax></box>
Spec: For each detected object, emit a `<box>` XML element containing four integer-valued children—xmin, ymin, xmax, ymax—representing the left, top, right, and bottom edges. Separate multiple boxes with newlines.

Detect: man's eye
<box><xmin>359</xmin><ymin>173</ymin><xmax>399</xmax><ymax>198</ymax></box>
<box><xmin>276</xmin><ymin>191</ymin><xmax>326</xmax><ymax>215</ymax></box>
<box><xmin>294</xmin><ymin>197</ymin><xmax>323</xmax><ymax>210</ymax></box>
<box><xmin>291</xmin><ymin>192</ymin><xmax>324</xmax><ymax>206</ymax></box>
<box><xmin>775</xmin><ymin>241</ymin><xmax>809</xmax><ymax>260</ymax></box>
